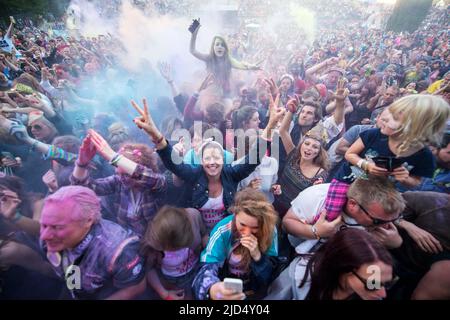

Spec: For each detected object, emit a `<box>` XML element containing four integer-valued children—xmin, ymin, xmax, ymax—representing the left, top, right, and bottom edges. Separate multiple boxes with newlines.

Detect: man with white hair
<box><xmin>40</xmin><ymin>186</ymin><xmax>146</xmax><ymax>299</ymax></box>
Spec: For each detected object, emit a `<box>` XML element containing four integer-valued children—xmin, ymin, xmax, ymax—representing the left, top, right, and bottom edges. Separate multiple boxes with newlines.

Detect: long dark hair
<box><xmin>231</xmin><ymin>105</ymin><xmax>258</xmax><ymax>130</ymax></box>
<box><xmin>301</xmin><ymin>228</ymin><xmax>393</xmax><ymax>300</ymax></box>
<box><xmin>207</xmin><ymin>36</ymin><xmax>233</xmax><ymax>87</ymax></box>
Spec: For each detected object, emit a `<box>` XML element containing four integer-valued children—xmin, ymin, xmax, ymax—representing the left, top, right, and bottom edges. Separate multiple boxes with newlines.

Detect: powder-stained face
<box><xmin>280</xmin><ymin>78</ymin><xmax>292</xmax><ymax>92</ymax></box>
<box><xmin>29</xmin><ymin>121</ymin><xmax>54</xmax><ymax>142</ymax></box>
<box><xmin>235</xmin><ymin>211</ymin><xmax>259</xmax><ymax>237</ymax></box>
<box><xmin>40</xmin><ymin>201</ymin><xmax>93</xmax><ymax>252</ymax></box>
<box><xmin>300</xmin><ymin>137</ymin><xmax>321</xmax><ymax>161</ymax></box>
<box><xmin>202</xmin><ymin>147</ymin><xmax>224</xmax><ymax>178</ymax></box>
<box><xmin>298</xmin><ymin>105</ymin><xmax>317</xmax><ymax>127</ymax></box>
<box><xmin>327</xmin><ymin>71</ymin><xmax>341</xmax><ymax>86</ymax></box>
<box><xmin>213</xmin><ymin>38</ymin><xmax>226</xmax><ymax>57</ymax></box>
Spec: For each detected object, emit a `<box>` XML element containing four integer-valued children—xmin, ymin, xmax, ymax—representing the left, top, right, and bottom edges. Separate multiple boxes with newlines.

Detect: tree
<box><xmin>386</xmin><ymin>0</ymin><xmax>433</xmax><ymax>33</ymax></box>
<box><xmin>0</xmin><ymin>0</ymin><xmax>70</xmax><ymax>24</ymax></box>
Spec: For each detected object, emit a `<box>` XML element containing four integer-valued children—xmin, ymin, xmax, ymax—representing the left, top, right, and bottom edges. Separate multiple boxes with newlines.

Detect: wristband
<box><xmin>109</xmin><ymin>153</ymin><xmax>123</xmax><ymax>167</ymax></box>
<box><xmin>153</xmin><ymin>135</ymin><xmax>164</xmax><ymax>145</ymax></box>
<box><xmin>75</xmin><ymin>160</ymin><xmax>89</xmax><ymax>168</ymax></box>
<box><xmin>357</xmin><ymin>159</ymin><xmax>364</xmax><ymax>169</ymax></box>
<box><xmin>361</xmin><ymin>160</ymin><xmax>369</xmax><ymax>173</ymax></box>
<box><xmin>311</xmin><ymin>225</ymin><xmax>321</xmax><ymax>240</ymax></box>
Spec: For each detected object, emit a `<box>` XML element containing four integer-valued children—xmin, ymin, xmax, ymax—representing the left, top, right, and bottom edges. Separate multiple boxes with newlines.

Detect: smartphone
<box><xmin>188</xmin><ymin>18</ymin><xmax>200</xmax><ymax>33</ymax></box>
<box><xmin>223</xmin><ymin>278</ymin><xmax>243</xmax><ymax>294</ymax></box>
<box><xmin>372</xmin><ymin>156</ymin><xmax>403</xmax><ymax>172</ymax></box>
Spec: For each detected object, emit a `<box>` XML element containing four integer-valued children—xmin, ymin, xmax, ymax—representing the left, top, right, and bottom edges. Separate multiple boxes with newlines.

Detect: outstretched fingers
<box><xmin>131</xmin><ymin>100</ymin><xmax>145</xmax><ymax>118</ymax></box>
<box><xmin>143</xmin><ymin>99</ymin><xmax>150</xmax><ymax>123</ymax></box>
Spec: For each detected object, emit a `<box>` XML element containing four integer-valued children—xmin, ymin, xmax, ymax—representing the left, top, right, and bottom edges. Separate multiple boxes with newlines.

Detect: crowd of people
<box><xmin>0</xmin><ymin>0</ymin><xmax>449</xmax><ymax>300</ymax></box>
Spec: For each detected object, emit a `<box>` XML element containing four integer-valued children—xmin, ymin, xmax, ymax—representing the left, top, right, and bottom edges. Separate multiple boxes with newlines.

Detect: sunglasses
<box><xmin>352</xmin><ymin>199</ymin><xmax>401</xmax><ymax>226</ymax></box>
<box><xmin>30</xmin><ymin>124</ymin><xmax>43</xmax><ymax>130</ymax></box>
<box><xmin>352</xmin><ymin>271</ymin><xmax>399</xmax><ymax>292</ymax></box>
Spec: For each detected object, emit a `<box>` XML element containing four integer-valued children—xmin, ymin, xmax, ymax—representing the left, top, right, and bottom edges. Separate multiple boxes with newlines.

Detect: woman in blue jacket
<box><xmin>192</xmin><ymin>189</ymin><xmax>279</xmax><ymax>300</ymax></box>
<box><xmin>130</xmin><ymin>97</ymin><xmax>284</xmax><ymax>233</ymax></box>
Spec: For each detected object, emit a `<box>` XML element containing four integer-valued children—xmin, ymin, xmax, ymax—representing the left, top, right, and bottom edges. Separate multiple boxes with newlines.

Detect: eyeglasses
<box><xmin>351</xmin><ymin>271</ymin><xmax>399</xmax><ymax>292</ymax></box>
<box><xmin>352</xmin><ymin>199</ymin><xmax>401</xmax><ymax>226</ymax></box>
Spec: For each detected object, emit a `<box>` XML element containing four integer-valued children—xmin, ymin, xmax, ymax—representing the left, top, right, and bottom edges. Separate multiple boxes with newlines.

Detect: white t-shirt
<box><xmin>161</xmin><ymin>248</ymin><xmax>198</xmax><ymax>277</ymax></box>
<box><xmin>288</xmin><ymin>183</ymin><xmax>330</xmax><ymax>253</ymax></box>
<box><xmin>234</xmin><ymin>156</ymin><xmax>278</xmax><ymax>203</ymax></box>
<box><xmin>0</xmin><ymin>36</ymin><xmax>14</xmax><ymax>53</ymax></box>
<box><xmin>199</xmin><ymin>191</ymin><xmax>226</xmax><ymax>231</ymax></box>
<box><xmin>288</xmin><ymin>183</ymin><xmax>364</xmax><ymax>254</ymax></box>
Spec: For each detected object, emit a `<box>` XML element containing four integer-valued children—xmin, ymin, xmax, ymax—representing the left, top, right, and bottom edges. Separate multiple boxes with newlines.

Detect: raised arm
<box><xmin>305</xmin><ymin>57</ymin><xmax>339</xmax><ymax>82</ymax></box>
<box><xmin>184</xmin><ymin>74</ymin><xmax>214</xmax><ymax>121</ymax></box>
<box><xmin>5</xmin><ymin>17</ymin><xmax>14</xmax><ymax>39</ymax></box>
<box><xmin>331</xmin><ymin>78</ymin><xmax>349</xmax><ymax>126</ymax></box>
<box><xmin>157</xmin><ymin>61</ymin><xmax>179</xmax><ymax>98</ymax></box>
<box><xmin>279</xmin><ymin>95</ymin><xmax>300</xmax><ymax>155</ymax></box>
<box><xmin>130</xmin><ymin>99</ymin><xmax>198</xmax><ymax>182</ymax></box>
<box><xmin>189</xmin><ymin>20</ymin><xmax>208</xmax><ymax>62</ymax></box>
<box><xmin>230</xmin><ymin>57</ymin><xmax>261</xmax><ymax>71</ymax></box>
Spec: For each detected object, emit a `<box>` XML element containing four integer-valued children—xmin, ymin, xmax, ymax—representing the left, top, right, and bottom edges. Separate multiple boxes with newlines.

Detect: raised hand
<box><xmin>8</xmin><ymin>122</ymin><xmax>31</xmax><ymax>143</ymax></box>
<box><xmin>271</xmin><ymin>184</ymin><xmax>282</xmax><ymax>195</ymax></box>
<box><xmin>42</xmin><ymin>169</ymin><xmax>58</xmax><ymax>193</ymax></box>
<box><xmin>88</xmin><ymin>129</ymin><xmax>115</xmax><ymax>161</ymax></box>
<box><xmin>188</xmin><ymin>18</ymin><xmax>201</xmax><ymax>34</ymax></box>
<box><xmin>268</xmin><ymin>93</ymin><xmax>285</xmax><ymax>125</ymax></box>
<box><xmin>77</xmin><ymin>135</ymin><xmax>97</xmax><ymax>166</ymax></box>
<box><xmin>286</xmin><ymin>94</ymin><xmax>301</xmax><ymax>114</ymax></box>
<box><xmin>263</xmin><ymin>78</ymin><xmax>280</xmax><ymax>99</ymax></box>
<box><xmin>0</xmin><ymin>189</ymin><xmax>21</xmax><ymax>220</ymax></box>
<box><xmin>131</xmin><ymin>99</ymin><xmax>164</xmax><ymax>144</ymax></box>
<box><xmin>333</xmin><ymin>78</ymin><xmax>349</xmax><ymax>103</ymax></box>
<box><xmin>172</xmin><ymin>136</ymin><xmax>187</xmax><ymax>157</ymax></box>
<box><xmin>157</xmin><ymin>61</ymin><xmax>172</xmax><ymax>82</ymax></box>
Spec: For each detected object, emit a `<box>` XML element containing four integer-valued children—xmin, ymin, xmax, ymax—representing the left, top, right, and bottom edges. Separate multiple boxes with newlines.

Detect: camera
<box><xmin>372</xmin><ymin>156</ymin><xmax>404</xmax><ymax>172</ymax></box>
<box><xmin>188</xmin><ymin>18</ymin><xmax>200</xmax><ymax>34</ymax></box>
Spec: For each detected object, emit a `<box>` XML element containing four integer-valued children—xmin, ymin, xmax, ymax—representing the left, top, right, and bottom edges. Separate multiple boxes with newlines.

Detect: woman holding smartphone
<box><xmin>192</xmin><ymin>189</ymin><xmax>278</xmax><ymax>300</ymax></box>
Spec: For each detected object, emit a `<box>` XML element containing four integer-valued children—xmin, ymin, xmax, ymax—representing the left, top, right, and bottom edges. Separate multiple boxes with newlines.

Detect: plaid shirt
<box><xmin>71</xmin><ymin>164</ymin><xmax>167</xmax><ymax>237</ymax></box>
<box><xmin>324</xmin><ymin>179</ymin><xmax>350</xmax><ymax>221</ymax></box>
<box><xmin>41</xmin><ymin>219</ymin><xmax>145</xmax><ymax>300</ymax></box>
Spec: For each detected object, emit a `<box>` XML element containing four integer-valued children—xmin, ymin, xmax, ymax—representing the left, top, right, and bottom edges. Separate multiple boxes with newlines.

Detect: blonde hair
<box><xmin>293</xmin><ymin>129</ymin><xmax>330</xmax><ymax>171</ymax></box>
<box><xmin>347</xmin><ymin>177</ymin><xmax>406</xmax><ymax>216</ymax></box>
<box><xmin>389</xmin><ymin>94</ymin><xmax>450</xmax><ymax>154</ymax></box>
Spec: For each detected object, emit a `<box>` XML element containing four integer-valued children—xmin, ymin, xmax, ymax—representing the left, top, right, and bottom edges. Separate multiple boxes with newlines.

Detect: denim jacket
<box><xmin>157</xmin><ymin>138</ymin><xmax>270</xmax><ymax>210</ymax></box>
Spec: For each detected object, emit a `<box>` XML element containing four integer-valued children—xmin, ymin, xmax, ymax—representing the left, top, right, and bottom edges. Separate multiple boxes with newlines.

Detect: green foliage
<box><xmin>0</xmin><ymin>0</ymin><xmax>70</xmax><ymax>23</ymax></box>
<box><xmin>386</xmin><ymin>0</ymin><xmax>433</xmax><ymax>33</ymax></box>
